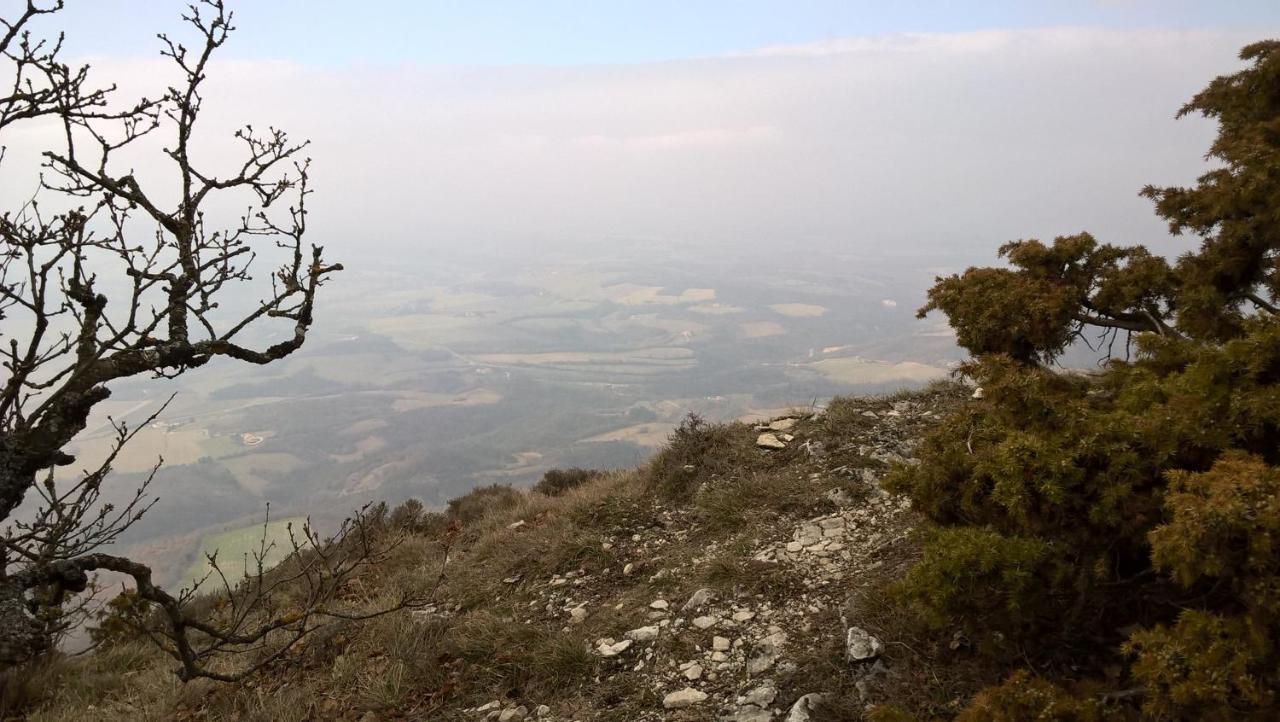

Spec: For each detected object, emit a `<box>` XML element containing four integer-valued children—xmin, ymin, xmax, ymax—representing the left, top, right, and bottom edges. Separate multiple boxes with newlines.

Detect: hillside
<box><xmin>14</xmin><ymin>383</ymin><xmax>985</xmax><ymax>721</ymax></box>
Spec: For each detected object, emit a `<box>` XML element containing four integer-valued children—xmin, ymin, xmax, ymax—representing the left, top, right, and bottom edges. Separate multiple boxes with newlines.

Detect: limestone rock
<box><xmin>595</xmin><ymin>638</ymin><xmax>633</xmax><ymax>657</ymax></box>
<box><xmin>825</xmin><ymin>488</ymin><xmax>855</xmax><ymax>506</ymax></box>
<box><xmin>742</xmin><ymin>682</ymin><xmax>778</xmax><ymax>707</ymax></box>
<box><xmin>845</xmin><ymin>626</ymin><xmax>883</xmax><ymax>662</ymax></box>
<box><xmin>768</xmin><ymin>418</ymin><xmax>797</xmax><ymax>432</ymax></box>
<box><xmin>756</xmin><ymin>433</ymin><xmax>787</xmax><ymax>449</ymax></box>
<box><xmin>682</xmin><ymin>587</ymin><xmax>715</xmax><ymax>612</ymax></box>
<box><xmin>625</xmin><ymin>625</ymin><xmax>660</xmax><ymax>642</ymax></box>
<box><xmin>786</xmin><ymin>694</ymin><xmax>823</xmax><ymax>722</ymax></box>
<box><xmin>497</xmin><ymin>706</ymin><xmax>527</xmax><ymax>722</ymax></box>
<box><xmin>662</xmin><ymin>687</ymin><xmax>709</xmax><ymax>709</ymax></box>
<box><xmin>748</xmin><ymin>630</ymin><xmax>787</xmax><ymax>675</ymax></box>
<box><xmin>725</xmin><ymin>708</ymin><xmax>773</xmax><ymax>722</ymax></box>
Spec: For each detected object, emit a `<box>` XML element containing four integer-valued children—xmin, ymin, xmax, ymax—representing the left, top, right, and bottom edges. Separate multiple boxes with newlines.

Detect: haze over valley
<box><xmin>72</xmin><ymin>245</ymin><xmax>963</xmax><ymax>586</ymax></box>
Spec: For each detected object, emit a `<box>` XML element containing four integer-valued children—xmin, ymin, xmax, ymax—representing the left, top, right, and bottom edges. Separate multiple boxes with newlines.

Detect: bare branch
<box><xmin>1</xmin><ymin>0</ymin><xmax>345</xmax><ymax>673</ymax></box>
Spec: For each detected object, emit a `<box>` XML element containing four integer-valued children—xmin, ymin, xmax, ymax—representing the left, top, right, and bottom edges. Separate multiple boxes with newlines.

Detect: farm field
<box><xmin>579</xmin><ymin>422</ymin><xmax>675</xmax><ymax>449</ymax></box>
<box><xmin>769</xmin><ymin>303</ymin><xmax>829</xmax><ymax>317</ymax></box>
<box><xmin>182</xmin><ymin>517</ymin><xmax>308</xmax><ymax>590</ymax></box>
<box><xmin>91</xmin><ymin>248</ymin><xmax>968</xmax><ymax>587</ymax></box>
<box><xmin>805</xmin><ymin>357</ymin><xmax>948</xmax><ymax>386</ymax></box>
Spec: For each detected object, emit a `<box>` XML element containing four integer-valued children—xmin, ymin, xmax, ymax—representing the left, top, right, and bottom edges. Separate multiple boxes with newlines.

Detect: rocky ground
<box><xmin>22</xmin><ymin>384</ymin><xmax>969</xmax><ymax>722</ymax></box>
<box><xmin>453</xmin><ymin>390</ymin><xmax>965</xmax><ymax>722</ymax></box>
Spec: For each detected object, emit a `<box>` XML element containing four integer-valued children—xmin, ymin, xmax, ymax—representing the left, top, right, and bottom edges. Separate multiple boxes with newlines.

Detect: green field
<box><xmin>182</xmin><ymin>517</ymin><xmax>307</xmax><ymax>591</ymax></box>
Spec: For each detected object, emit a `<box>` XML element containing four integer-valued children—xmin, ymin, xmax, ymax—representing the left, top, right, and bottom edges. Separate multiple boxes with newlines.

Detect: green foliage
<box><xmin>919</xmin><ymin>234</ymin><xmax>1176</xmax><ymax>364</ymax></box>
<box><xmin>865</xmin><ymin>705</ymin><xmax>921</xmax><ymax>722</ymax></box>
<box><xmin>1150</xmin><ymin>454</ymin><xmax>1280</xmax><ymax>594</ymax></box>
<box><xmin>956</xmin><ymin>671</ymin><xmax>1102</xmax><ymax>722</ymax></box>
<box><xmin>1125</xmin><ymin>611</ymin><xmax>1274</xmax><ymax>719</ymax></box>
<box><xmin>897</xmin><ymin>39</ymin><xmax>1280</xmax><ymax>719</ymax></box>
<box><xmin>893</xmin><ymin>526</ymin><xmax>1055</xmax><ymax>641</ymax></box>
<box><xmin>923</xmin><ymin>40</ymin><xmax>1280</xmax><ymax>361</ymax></box>
<box><xmin>1143</xmin><ymin>41</ymin><xmax>1280</xmax><ymax>340</ymax></box>
<box><xmin>87</xmin><ymin>592</ymin><xmax>150</xmax><ymax>649</ymax></box>
<box><xmin>1120</xmin><ymin>454</ymin><xmax>1280</xmax><ymax>718</ymax></box>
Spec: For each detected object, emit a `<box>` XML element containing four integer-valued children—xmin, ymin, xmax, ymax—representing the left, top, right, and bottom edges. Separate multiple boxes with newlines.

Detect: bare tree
<box><xmin>0</xmin><ymin>1</ymin><xmax>418</xmax><ymax>680</ymax></box>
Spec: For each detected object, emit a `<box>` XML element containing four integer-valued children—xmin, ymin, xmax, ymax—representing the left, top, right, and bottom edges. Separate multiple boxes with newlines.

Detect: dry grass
<box><xmin>694</xmin><ymin>468</ymin><xmax>823</xmax><ymax>534</ymax></box>
<box><xmin>17</xmin><ymin>385</ymin><xmax>979</xmax><ymax>721</ymax></box>
<box><xmin>646</xmin><ymin>412</ymin><xmax>802</xmax><ymax>500</ymax></box>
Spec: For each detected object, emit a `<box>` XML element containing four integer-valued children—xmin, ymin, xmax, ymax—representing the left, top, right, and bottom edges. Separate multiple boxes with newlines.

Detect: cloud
<box><xmin>1</xmin><ymin>27</ymin><xmax>1269</xmax><ymax>261</ymax></box>
<box><xmin>570</xmin><ymin>125</ymin><xmax>780</xmax><ymax>151</ymax></box>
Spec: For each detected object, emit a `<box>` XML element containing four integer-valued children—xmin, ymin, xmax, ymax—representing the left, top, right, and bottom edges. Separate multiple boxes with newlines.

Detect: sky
<box><xmin>3</xmin><ymin>1</ymin><xmax>1279</xmax><ymax>264</ymax></box>
<box><xmin>30</xmin><ymin>1</ymin><xmax>1280</xmax><ymax>66</ymax></box>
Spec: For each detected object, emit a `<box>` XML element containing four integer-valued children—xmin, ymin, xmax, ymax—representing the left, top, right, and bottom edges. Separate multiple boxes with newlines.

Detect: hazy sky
<box><xmin>3</xmin><ymin>2</ymin><xmax>1279</xmax><ymax>263</ymax></box>
<box><xmin>32</xmin><ymin>1</ymin><xmax>1280</xmax><ymax>65</ymax></box>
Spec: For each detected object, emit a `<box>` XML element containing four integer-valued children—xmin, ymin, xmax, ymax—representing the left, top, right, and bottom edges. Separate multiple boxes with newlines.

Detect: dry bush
<box><xmin>647</xmin><ymin>413</ymin><xmax>798</xmax><ymax>500</ymax></box>
<box><xmin>447</xmin><ymin>484</ymin><xmax>524</xmax><ymax>525</ymax></box>
<box><xmin>533</xmin><ymin>468</ymin><xmax>603</xmax><ymax>497</ymax></box>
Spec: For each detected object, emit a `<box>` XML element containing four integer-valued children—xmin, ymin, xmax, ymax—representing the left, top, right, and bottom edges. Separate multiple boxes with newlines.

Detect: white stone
<box><xmin>622</xmin><ymin>563</ymin><xmax>634</xmax><ymax>575</ymax></box>
<box><xmin>712</xmin><ymin>636</ymin><xmax>732</xmax><ymax>651</ymax></box>
<box><xmin>732</xmin><ymin>610</ymin><xmax>756</xmax><ymax>622</ymax></box>
<box><xmin>498</xmin><ymin>706</ymin><xmax>527</xmax><ymax>722</ymax></box>
<box><xmin>683</xmin><ymin>662</ymin><xmax>704</xmax><ymax>680</ymax></box>
<box><xmin>625</xmin><ymin>625</ymin><xmax>660</xmax><ymax>642</ymax></box>
<box><xmin>682</xmin><ymin>587</ymin><xmax>715</xmax><ymax>612</ymax></box>
<box><xmin>826</xmin><ymin>488</ymin><xmax>855</xmax><ymax>507</ymax></box>
<box><xmin>568</xmin><ymin>606</ymin><xmax>587</xmax><ymax>624</ymax></box>
<box><xmin>728</xmin><ymin>708</ymin><xmax>773</xmax><ymax>722</ymax></box>
<box><xmin>742</xmin><ymin>682</ymin><xmax>778</xmax><ymax>707</ymax></box>
<box><xmin>787</xmin><ymin>693</ymin><xmax>823</xmax><ymax>722</ymax></box>
<box><xmin>595</xmin><ymin>638</ymin><xmax>633</xmax><ymax>657</ymax></box>
<box><xmin>650</xmin><ymin>599</ymin><xmax>669</xmax><ymax>610</ymax></box>
<box><xmin>768</xmin><ymin>418</ymin><xmax>798</xmax><ymax>432</ymax></box>
<box><xmin>845</xmin><ymin>626</ymin><xmax>883</xmax><ymax>662</ymax></box>
<box><xmin>748</xmin><ymin>631</ymin><xmax>787</xmax><ymax>675</ymax></box>
<box><xmin>692</xmin><ymin>615</ymin><xmax>718</xmax><ymax>629</ymax></box>
<box><xmin>756</xmin><ymin>432</ymin><xmax>788</xmax><ymax>449</ymax></box>
<box><xmin>662</xmin><ymin>688</ymin><xmax>709</xmax><ymax>709</ymax></box>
